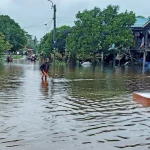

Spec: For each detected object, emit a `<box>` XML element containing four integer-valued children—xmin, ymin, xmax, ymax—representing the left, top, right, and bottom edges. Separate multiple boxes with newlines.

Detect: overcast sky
<box><xmin>0</xmin><ymin>0</ymin><xmax>150</xmax><ymax>40</ymax></box>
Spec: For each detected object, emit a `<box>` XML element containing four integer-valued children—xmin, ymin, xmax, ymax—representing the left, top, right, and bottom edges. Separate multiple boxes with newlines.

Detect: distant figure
<box><xmin>6</xmin><ymin>56</ymin><xmax>12</xmax><ymax>63</ymax></box>
<box><xmin>40</xmin><ymin>58</ymin><xmax>50</xmax><ymax>81</ymax></box>
<box><xmin>30</xmin><ymin>54</ymin><xmax>36</xmax><ymax>61</ymax></box>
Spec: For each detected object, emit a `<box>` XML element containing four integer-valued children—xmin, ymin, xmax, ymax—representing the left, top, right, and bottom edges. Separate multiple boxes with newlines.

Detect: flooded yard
<box><xmin>0</xmin><ymin>60</ymin><xmax>150</xmax><ymax>150</ymax></box>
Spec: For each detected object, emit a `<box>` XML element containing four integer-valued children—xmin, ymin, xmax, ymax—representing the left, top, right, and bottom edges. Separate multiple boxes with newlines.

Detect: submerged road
<box><xmin>0</xmin><ymin>60</ymin><xmax>150</xmax><ymax>150</ymax></box>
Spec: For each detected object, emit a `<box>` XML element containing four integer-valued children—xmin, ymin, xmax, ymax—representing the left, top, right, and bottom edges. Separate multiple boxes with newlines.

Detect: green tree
<box><xmin>25</xmin><ymin>32</ymin><xmax>35</xmax><ymax>49</ymax></box>
<box><xmin>0</xmin><ymin>15</ymin><xmax>27</xmax><ymax>52</ymax></box>
<box><xmin>56</xmin><ymin>25</ymin><xmax>71</xmax><ymax>53</ymax></box>
<box><xmin>136</xmin><ymin>16</ymin><xmax>145</xmax><ymax>18</ymax></box>
<box><xmin>67</xmin><ymin>5</ymin><xmax>136</xmax><ymax>65</ymax></box>
<box><xmin>38</xmin><ymin>32</ymin><xmax>53</xmax><ymax>57</ymax></box>
<box><xmin>38</xmin><ymin>25</ymin><xmax>71</xmax><ymax>57</ymax></box>
<box><xmin>0</xmin><ymin>32</ymin><xmax>12</xmax><ymax>56</ymax></box>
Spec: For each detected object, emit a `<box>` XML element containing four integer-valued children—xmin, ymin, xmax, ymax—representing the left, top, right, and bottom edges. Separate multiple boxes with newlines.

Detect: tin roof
<box><xmin>132</xmin><ymin>18</ymin><xmax>150</xmax><ymax>28</ymax></box>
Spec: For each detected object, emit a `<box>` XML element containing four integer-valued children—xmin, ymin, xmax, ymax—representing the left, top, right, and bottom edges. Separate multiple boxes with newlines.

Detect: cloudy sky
<box><xmin>0</xmin><ymin>0</ymin><xmax>150</xmax><ymax>40</ymax></box>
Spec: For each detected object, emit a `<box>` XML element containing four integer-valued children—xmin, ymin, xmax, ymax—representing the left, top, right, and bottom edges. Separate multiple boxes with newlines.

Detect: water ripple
<box><xmin>0</xmin><ymin>63</ymin><xmax>150</xmax><ymax>149</ymax></box>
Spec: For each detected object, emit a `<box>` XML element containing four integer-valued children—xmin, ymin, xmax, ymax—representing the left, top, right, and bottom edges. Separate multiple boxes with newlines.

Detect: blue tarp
<box><xmin>139</xmin><ymin>58</ymin><xmax>150</xmax><ymax>66</ymax></box>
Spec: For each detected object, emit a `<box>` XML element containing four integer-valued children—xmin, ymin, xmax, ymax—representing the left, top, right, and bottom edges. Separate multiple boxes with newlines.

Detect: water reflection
<box><xmin>40</xmin><ymin>80</ymin><xmax>49</xmax><ymax>97</ymax></box>
<box><xmin>41</xmin><ymin>80</ymin><xmax>48</xmax><ymax>88</ymax></box>
<box><xmin>0</xmin><ymin>61</ymin><xmax>150</xmax><ymax>150</ymax></box>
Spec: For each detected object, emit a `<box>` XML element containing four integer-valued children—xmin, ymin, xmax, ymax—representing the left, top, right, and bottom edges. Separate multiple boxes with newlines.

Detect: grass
<box><xmin>13</xmin><ymin>55</ymin><xmax>23</xmax><ymax>59</ymax></box>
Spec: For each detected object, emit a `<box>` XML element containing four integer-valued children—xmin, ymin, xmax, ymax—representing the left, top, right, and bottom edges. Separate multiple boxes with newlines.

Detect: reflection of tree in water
<box><xmin>65</xmin><ymin>67</ymin><xmax>126</xmax><ymax>100</ymax></box>
<box><xmin>0</xmin><ymin>65</ymin><xmax>24</xmax><ymax>92</ymax></box>
<box><xmin>125</xmin><ymin>74</ymin><xmax>150</xmax><ymax>92</ymax></box>
<box><xmin>69</xmin><ymin>78</ymin><xmax>127</xmax><ymax>100</ymax></box>
<box><xmin>0</xmin><ymin>65</ymin><xmax>24</xmax><ymax>112</ymax></box>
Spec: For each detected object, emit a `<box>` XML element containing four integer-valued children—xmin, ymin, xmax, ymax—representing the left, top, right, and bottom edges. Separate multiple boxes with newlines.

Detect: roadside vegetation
<box><xmin>0</xmin><ymin>5</ymin><xmax>137</xmax><ymax>66</ymax></box>
<box><xmin>38</xmin><ymin>5</ymin><xmax>136</xmax><ymax>65</ymax></box>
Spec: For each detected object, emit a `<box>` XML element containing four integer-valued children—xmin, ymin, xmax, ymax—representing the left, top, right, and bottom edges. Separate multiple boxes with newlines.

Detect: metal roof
<box><xmin>132</xmin><ymin>18</ymin><xmax>150</xmax><ymax>28</ymax></box>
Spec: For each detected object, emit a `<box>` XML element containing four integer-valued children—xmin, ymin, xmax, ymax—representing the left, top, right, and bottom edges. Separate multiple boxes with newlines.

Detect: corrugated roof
<box><xmin>132</xmin><ymin>18</ymin><xmax>149</xmax><ymax>28</ymax></box>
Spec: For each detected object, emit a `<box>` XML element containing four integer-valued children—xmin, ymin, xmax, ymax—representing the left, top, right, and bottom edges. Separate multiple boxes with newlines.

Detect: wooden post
<box><xmin>113</xmin><ymin>54</ymin><xmax>116</xmax><ymax>67</ymax></box>
<box><xmin>101</xmin><ymin>52</ymin><xmax>103</xmax><ymax>64</ymax></box>
<box><xmin>143</xmin><ymin>30</ymin><xmax>148</xmax><ymax>73</ymax></box>
<box><xmin>142</xmin><ymin>50</ymin><xmax>146</xmax><ymax>73</ymax></box>
<box><xmin>129</xmin><ymin>49</ymin><xmax>133</xmax><ymax>62</ymax></box>
<box><xmin>118</xmin><ymin>50</ymin><xmax>120</xmax><ymax>66</ymax></box>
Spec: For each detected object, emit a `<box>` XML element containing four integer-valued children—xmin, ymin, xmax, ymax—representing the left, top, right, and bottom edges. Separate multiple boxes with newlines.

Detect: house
<box><xmin>131</xmin><ymin>17</ymin><xmax>150</xmax><ymax>50</ymax></box>
<box><xmin>130</xmin><ymin>17</ymin><xmax>150</xmax><ymax>63</ymax></box>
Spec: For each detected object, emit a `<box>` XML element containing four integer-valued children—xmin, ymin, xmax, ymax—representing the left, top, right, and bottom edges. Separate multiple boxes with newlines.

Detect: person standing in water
<box><xmin>40</xmin><ymin>58</ymin><xmax>50</xmax><ymax>81</ymax></box>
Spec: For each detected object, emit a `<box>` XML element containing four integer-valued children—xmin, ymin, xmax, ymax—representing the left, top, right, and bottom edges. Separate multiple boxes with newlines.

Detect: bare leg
<box><xmin>41</xmin><ymin>73</ymin><xmax>45</xmax><ymax>80</ymax></box>
<box><xmin>45</xmin><ymin>75</ymin><xmax>47</xmax><ymax>81</ymax></box>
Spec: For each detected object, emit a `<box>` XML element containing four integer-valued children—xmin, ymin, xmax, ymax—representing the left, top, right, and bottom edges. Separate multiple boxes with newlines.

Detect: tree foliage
<box><xmin>25</xmin><ymin>33</ymin><xmax>36</xmax><ymax>49</ymax></box>
<box><xmin>67</xmin><ymin>5</ymin><xmax>136</xmax><ymax>60</ymax></box>
<box><xmin>38</xmin><ymin>25</ymin><xmax>71</xmax><ymax>56</ymax></box>
<box><xmin>56</xmin><ymin>25</ymin><xmax>71</xmax><ymax>53</ymax></box>
<box><xmin>38</xmin><ymin>32</ymin><xmax>53</xmax><ymax>57</ymax></box>
<box><xmin>0</xmin><ymin>32</ymin><xmax>12</xmax><ymax>55</ymax></box>
<box><xmin>136</xmin><ymin>16</ymin><xmax>145</xmax><ymax>18</ymax></box>
<box><xmin>0</xmin><ymin>15</ymin><xmax>26</xmax><ymax>51</ymax></box>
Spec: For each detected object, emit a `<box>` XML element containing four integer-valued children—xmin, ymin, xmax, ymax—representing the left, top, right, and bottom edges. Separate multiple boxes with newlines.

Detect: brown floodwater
<box><xmin>0</xmin><ymin>59</ymin><xmax>150</xmax><ymax>150</ymax></box>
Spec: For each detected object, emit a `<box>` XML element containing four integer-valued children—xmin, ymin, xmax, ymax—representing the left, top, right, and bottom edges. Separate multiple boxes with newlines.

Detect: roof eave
<box><xmin>142</xmin><ymin>20</ymin><xmax>150</xmax><ymax>28</ymax></box>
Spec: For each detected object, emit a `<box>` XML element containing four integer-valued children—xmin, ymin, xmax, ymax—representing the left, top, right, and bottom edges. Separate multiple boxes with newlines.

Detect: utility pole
<box><xmin>48</xmin><ymin>0</ymin><xmax>56</xmax><ymax>64</ymax></box>
<box><xmin>53</xmin><ymin>4</ymin><xmax>56</xmax><ymax>65</ymax></box>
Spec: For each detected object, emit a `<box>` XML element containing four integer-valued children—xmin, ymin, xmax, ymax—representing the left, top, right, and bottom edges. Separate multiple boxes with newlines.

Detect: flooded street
<box><xmin>1</xmin><ymin>60</ymin><xmax>150</xmax><ymax>150</ymax></box>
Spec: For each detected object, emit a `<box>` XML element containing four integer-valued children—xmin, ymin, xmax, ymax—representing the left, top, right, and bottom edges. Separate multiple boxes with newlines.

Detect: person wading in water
<box><xmin>40</xmin><ymin>58</ymin><xmax>50</xmax><ymax>81</ymax></box>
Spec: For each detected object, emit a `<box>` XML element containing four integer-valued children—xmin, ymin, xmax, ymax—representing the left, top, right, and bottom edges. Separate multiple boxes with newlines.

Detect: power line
<box><xmin>22</xmin><ymin>17</ymin><xmax>74</xmax><ymax>29</ymax></box>
<box><xmin>23</xmin><ymin>24</ymin><xmax>45</xmax><ymax>29</ymax></box>
<box><xmin>23</xmin><ymin>19</ymin><xmax>53</xmax><ymax>29</ymax></box>
<box><xmin>45</xmin><ymin>20</ymin><xmax>53</xmax><ymax>34</ymax></box>
<box><xmin>57</xmin><ymin>17</ymin><xmax>75</xmax><ymax>21</ymax></box>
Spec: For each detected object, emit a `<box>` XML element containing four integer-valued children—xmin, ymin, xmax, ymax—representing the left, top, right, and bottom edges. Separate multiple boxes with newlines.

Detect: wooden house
<box><xmin>130</xmin><ymin>17</ymin><xmax>150</xmax><ymax>64</ymax></box>
<box><xmin>131</xmin><ymin>17</ymin><xmax>150</xmax><ymax>50</ymax></box>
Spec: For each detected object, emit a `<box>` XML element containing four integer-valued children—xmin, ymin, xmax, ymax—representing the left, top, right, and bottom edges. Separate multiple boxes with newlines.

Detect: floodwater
<box><xmin>0</xmin><ymin>59</ymin><xmax>150</xmax><ymax>150</ymax></box>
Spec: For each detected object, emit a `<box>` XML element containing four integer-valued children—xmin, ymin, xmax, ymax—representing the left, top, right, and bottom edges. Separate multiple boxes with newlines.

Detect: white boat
<box><xmin>81</xmin><ymin>61</ymin><xmax>92</xmax><ymax>67</ymax></box>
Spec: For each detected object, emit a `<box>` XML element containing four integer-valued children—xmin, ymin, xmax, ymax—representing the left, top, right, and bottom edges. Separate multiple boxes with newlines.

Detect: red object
<box><xmin>42</xmin><ymin>70</ymin><xmax>49</xmax><ymax>77</ymax></box>
<box><xmin>133</xmin><ymin>92</ymin><xmax>150</xmax><ymax>107</ymax></box>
